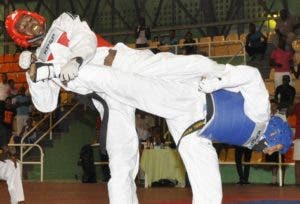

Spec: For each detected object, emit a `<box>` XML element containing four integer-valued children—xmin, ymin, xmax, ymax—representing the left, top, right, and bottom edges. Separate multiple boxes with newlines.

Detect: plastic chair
<box><xmin>126</xmin><ymin>43</ymin><xmax>136</xmax><ymax>48</ymax></box>
<box><xmin>239</xmin><ymin>33</ymin><xmax>247</xmax><ymax>43</ymax></box>
<box><xmin>15</xmin><ymin>72</ymin><xmax>27</xmax><ymax>83</ymax></box>
<box><xmin>250</xmin><ymin>152</ymin><xmax>263</xmax><ymax>162</ymax></box>
<box><xmin>0</xmin><ymin>55</ymin><xmax>4</xmax><ymax>63</ymax></box>
<box><xmin>10</xmin><ymin>63</ymin><xmax>22</xmax><ymax>72</ymax></box>
<box><xmin>224</xmin><ymin>147</ymin><xmax>235</xmax><ymax>162</ymax></box>
<box><xmin>0</xmin><ymin>64</ymin><xmax>10</xmax><ymax>73</ymax></box>
<box><xmin>264</xmin><ymin>80</ymin><xmax>275</xmax><ymax>96</ymax></box>
<box><xmin>226</xmin><ymin>33</ymin><xmax>243</xmax><ymax>56</ymax></box>
<box><xmin>294</xmin><ymin>79</ymin><xmax>300</xmax><ymax>93</ymax></box>
<box><xmin>4</xmin><ymin>54</ymin><xmax>14</xmax><ymax>63</ymax></box>
<box><xmin>212</xmin><ymin>35</ymin><xmax>227</xmax><ymax>56</ymax></box>
<box><xmin>198</xmin><ymin>36</ymin><xmax>211</xmax><ymax>56</ymax></box>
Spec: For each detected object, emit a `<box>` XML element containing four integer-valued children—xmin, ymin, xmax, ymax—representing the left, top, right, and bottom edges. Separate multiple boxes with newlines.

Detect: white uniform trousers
<box><xmin>93</xmin><ymin>97</ymin><xmax>139</xmax><ymax>204</ymax></box>
<box><xmin>0</xmin><ymin>160</ymin><xmax>24</xmax><ymax>204</ymax></box>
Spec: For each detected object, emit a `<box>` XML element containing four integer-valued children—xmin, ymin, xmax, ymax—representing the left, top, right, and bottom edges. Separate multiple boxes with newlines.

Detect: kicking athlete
<box><xmin>6</xmin><ymin>9</ymin><xmax>292</xmax><ymax>204</ymax></box>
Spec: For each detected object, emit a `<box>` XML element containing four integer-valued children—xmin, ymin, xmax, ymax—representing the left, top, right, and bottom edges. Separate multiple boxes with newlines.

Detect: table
<box><xmin>140</xmin><ymin>148</ymin><xmax>186</xmax><ymax>187</ymax></box>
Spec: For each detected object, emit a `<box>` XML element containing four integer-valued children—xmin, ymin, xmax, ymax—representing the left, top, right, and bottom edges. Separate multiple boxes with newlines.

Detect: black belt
<box><xmin>87</xmin><ymin>93</ymin><xmax>109</xmax><ymax>155</ymax></box>
<box><xmin>177</xmin><ymin>93</ymin><xmax>213</xmax><ymax>148</ymax></box>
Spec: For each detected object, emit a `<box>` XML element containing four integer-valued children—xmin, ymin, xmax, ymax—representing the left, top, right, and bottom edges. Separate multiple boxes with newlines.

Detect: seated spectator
<box><xmin>150</xmin><ymin>36</ymin><xmax>162</xmax><ymax>54</ymax></box>
<box><xmin>245</xmin><ymin>23</ymin><xmax>267</xmax><ymax>60</ymax></box>
<box><xmin>275</xmin><ymin>75</ymin><xmax>296</xmax><ymax>111</ymax></box>
<box><xmin>183</xmin><ymin>31</ymin><xmax>197</xmax><ymax>55</ymax></box>
<box><xmin>270</xmin><ymin>36</ymin><xmax>294</xmax><ymax>88</ymax></box>
<box><xmin>19</xmin><ymin>117</ymin><xmax>37</xmax><ymax>144</ymax></box>
<box><xmin>162</xmin><ymin>29</ymin><xmax>178</xmax><ymax>54</ymax></box>
<box><xmin>135</xmin><ymin>17</ymin><xmax>151</xmax><ymax>48</ymax></box>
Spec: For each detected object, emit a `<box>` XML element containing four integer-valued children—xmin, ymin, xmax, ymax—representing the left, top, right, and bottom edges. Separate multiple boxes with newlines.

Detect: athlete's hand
<box><xmin>19</xmin><ymin>51</ymin><xmax>37</xmax><ymax>70</ymax></box>
<box><xmin>60</xmin><ymin>58</ymin><xmax>82</xmax><ymax>82</ymax></box>
<box><xmin>198</xmin><ymin>77</ymin><xmax>224</xmax><ymax>93</ymax></box>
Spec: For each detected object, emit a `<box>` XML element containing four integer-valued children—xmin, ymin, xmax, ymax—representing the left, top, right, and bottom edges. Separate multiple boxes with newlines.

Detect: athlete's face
<box><xmin>263</xmin><ymin>144</ymin><xmax>283</xmax><ymax>155</ymax></box>
<box><xmin>15</xmin><ymin>14</ymin><xmax>45</xmax><ymax>37</ymax></box>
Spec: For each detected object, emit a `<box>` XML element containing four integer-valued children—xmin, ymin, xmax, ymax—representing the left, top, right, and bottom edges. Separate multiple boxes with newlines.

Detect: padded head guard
<box><xmin>5</xmin><ymin>9</ymin><xmax>45</xmax><ymax>48</ymax></box>
<box><xmin>264</xmin><ymin>116</ymin><xmax>293</xmax><ymax>154</ymax></box>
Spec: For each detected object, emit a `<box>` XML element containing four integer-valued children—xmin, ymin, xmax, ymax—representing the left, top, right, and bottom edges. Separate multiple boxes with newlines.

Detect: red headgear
<box><xmin>5</xmin><ymin>9</ymin><xmax>46</xmax><ymax>48</ymax></box>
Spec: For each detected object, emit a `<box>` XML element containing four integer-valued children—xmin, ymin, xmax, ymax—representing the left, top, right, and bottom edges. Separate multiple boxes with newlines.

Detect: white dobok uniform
<box><xmin>0</xmin><ymin>160</ymin><xmax>24</xmax><ymax>204</ymax></box>
<box><xmin>26</xmin><ymin>13</ymin><xmax>270</xmax><ymax>204</ymax></box>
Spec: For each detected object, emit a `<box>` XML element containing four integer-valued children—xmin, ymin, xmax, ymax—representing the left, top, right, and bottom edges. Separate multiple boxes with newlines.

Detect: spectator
<box><xmin>3</xmin><ymin>97</ymin><xmax>16</xmax><ymax>145</ymax></box>
<box><xmin>0</xmin><ymin>73</ymin><xmax>9</xmax><ymax>110</ymax></box>
<box><xmin>274</xmin><ymin>75</ymin><xmax>296</xmax><ymax>111</ymax></box>
<box><xmin>270</xmin><ymin>36</ymin><xmax>294</xmax><ymax>88</ymax></box>
<box><xmin>7</xmin><ymin>79</ymin><xmax>18</xmax><ymax>99</ymax></box>
<box><xmin>183</xmin><ymin>31</ymin><xmax>197</xmax><ymax>55</ymax></box>
<box><xmin>135</xmin><ymin>17</ymin><xmax>151</xmax><ymax>48</ymax></box>
<box><xmin>150</xmin><ymin>36</ymin><xmax>161</xmax><ymax>54</ymax></box>
<box><xmin>245</xmin><ymin>23</ymin><xmax>267</xmax><ymax>60</ymax></box>
<box><xmin>19</xmin><ymin>117</ymin><xmax>37</xmax><ymax>144</ymax></box>
<box><xmin>162</xmin><ymin>29</ymin><xmax>178</xmax><ymax>54</ymax></box>
<box><xmin>275</xmin><ymin>9</ymin><xmax>300</xmax><ymax>50</ymax></box>
<box><xmin>14</xmin><ymin>86</ymin><xmax>31</xmax><ymax>136</ymax></box>
<box><xmin>150</xmin><ymin>125</ymin><xmax>164</xmax><ymax>147</ymax></box>
<box><xmin>0</xmin><ymin>144</ymin><xmax>25</xmax><ymax>203</ymax></box>
<box><xmin>293</xmin><ymin>100</ymin><xmax>300</xmax><ymax>185</ymax></box>
<box><xmin>136</xmin><ymin>111</ymin><xmax>151</xmax><ymax>144</ymax></box>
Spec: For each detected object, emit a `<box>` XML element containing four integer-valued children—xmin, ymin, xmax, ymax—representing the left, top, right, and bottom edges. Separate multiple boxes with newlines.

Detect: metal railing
<box><xmin>161</xmin><ymin>131</ymin><xmax>292</xmax><ymax>187</ymax></box>
<box><xmin>9</xmin><ymin>95</ymin><xmax>80</xmax><ymax>182</ymax></box>
<box><xmin>8</xmin><ymin>143</ymin><xmax>44</xmax><ymax>182</ymax></box>
<box><xmin>137</xmin><ymin>40</ymin><xmax>247</xmax><ymax>65</ymax></box>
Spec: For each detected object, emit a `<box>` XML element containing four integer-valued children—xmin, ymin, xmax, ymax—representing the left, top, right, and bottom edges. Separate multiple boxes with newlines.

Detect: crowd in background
<box><xmin>0</xmin><ymin>72</ymin><xmax>34</xmax><ymax>158</ymax></box>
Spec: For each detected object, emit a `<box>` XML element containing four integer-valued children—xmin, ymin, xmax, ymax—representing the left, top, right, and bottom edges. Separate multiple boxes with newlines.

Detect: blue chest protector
<box><xmin>201</xmin><ymin>90</ymin><xmax>256</xmax><ymax>146</ymax></box>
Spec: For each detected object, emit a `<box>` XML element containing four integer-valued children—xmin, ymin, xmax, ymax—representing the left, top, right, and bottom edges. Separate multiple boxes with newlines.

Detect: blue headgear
<box><xmin>264</xmin><ymin>116</ymin><xmax>293</xmax><ymax>154</ymax></box>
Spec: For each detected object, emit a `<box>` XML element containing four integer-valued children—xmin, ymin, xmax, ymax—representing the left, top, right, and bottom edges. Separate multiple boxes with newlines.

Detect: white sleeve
<box><xmin>111</xmin><ymin>43</ymin><xmax>155</xmax><ymax>71</ymax></box>
<box><xmin>26</xmin><ymin>72</ymin><xmax>61</xmax><ymax>113</ymax></box>
<box><xmin>222</xmin><ymin>64</ymin><xmax>270</xmax><ymax>123</ymax></box>
<box><xmin>199</xmin><ymin>64</ymin><xmax>270</xmax><ymax>123</ymax></box>
<box><xmin>53</xmin><ymin>12</ymin><xmax>97</xmax><ymax>64</ymax></box>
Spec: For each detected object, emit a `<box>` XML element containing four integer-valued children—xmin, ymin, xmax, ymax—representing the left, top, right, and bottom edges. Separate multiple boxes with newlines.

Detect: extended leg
<box><xmin>166</xmin><ymin>116</ymin><xmax>222</xmax><ymax>204</ymax></box>
<box><xmin>179</xmin><ymin>133</ymin><xmax>222</xmax><ymax>204</ymax></box>
<box><xmin>94</xmin><ymin>97</ymin><xmax>139</xmax><ymax>204</ymax></box>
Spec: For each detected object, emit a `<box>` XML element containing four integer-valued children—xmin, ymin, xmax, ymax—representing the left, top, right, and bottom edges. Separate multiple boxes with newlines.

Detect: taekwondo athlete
<box><xmin>0</xmin><ymin>146</ymin><xmax>25</xmax><ymax>204</ymax></box>
<box><xmin>6</xmin><ymin>10</ymin><xmax>292</xmax><ymax>204</ymax></box>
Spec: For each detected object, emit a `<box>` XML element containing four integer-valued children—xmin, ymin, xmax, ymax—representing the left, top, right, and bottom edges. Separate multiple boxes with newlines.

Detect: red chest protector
<box><xmin>43</xmin><ymin>31</ymin><xmax>112</xmax><ymax>61</ymax></box>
